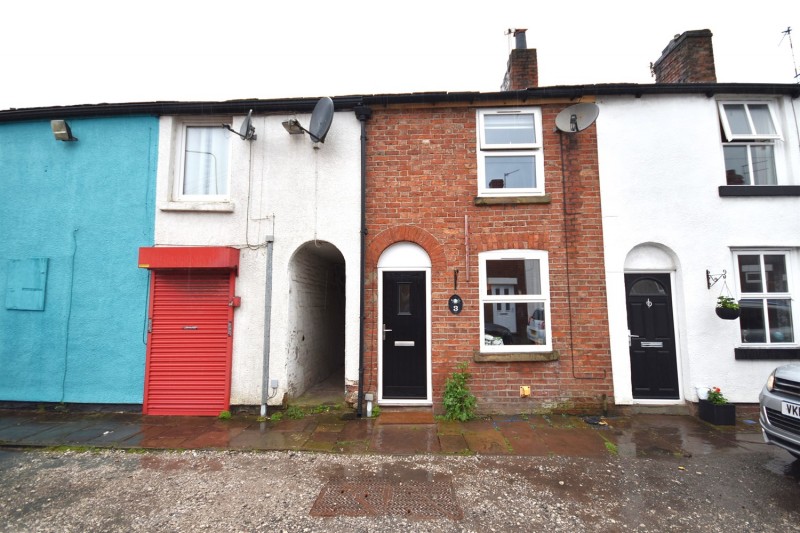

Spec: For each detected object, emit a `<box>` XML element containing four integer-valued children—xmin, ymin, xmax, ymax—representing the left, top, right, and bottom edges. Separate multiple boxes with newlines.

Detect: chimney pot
<box><xmin>514</xmin><ymin>28</ymin><xmax>527</xmax><ymax>49</ymax></box>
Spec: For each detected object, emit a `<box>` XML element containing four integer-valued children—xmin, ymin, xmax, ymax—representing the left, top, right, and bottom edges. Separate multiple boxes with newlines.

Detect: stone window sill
<box><xmin>474</xmin><ymin>195</ymin><xmax>552</xmax><ymax>206</ymax></box>
<box><xmin>474</xmin><ymin>350</ymin><xmax>559</xmax><ymax>363</ymax></box>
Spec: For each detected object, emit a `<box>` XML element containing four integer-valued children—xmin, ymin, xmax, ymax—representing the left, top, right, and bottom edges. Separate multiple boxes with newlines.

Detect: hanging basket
<box><xmin>715</xmin><ymin>306</ymin><xmax>740</xmax><ymax>320</ymax></box>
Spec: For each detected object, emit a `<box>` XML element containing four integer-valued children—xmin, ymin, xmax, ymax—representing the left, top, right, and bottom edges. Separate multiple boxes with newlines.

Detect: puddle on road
<box><xmin>764</xmin><ymin>455</ymin><xmax>800</xmax><ymax>481</ymax></box>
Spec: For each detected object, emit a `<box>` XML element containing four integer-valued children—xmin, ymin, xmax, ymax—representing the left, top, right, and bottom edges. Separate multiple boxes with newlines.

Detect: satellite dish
<box><xmin>239</xmin><ymin>109</ymin><xmax>257</xmax><ymax>140</ymax></box>
<box><xmin>308</xmin><ymin>97</ymin><xmax>334</xmax><ymax>143</ymax></box>
<box><xmin>281</xmin><ymin>97</ymin><xmax>335</xmax><ymax>144</ymax></box>
<box><xmin>223</xmin><ymin>109</ymin><xmax>257</xmax><ymax>141</ymax></box>
<box><xmin>555</xmin><ymin>103</ymin><xmax>599</xmax><ymax>133</ymax></box>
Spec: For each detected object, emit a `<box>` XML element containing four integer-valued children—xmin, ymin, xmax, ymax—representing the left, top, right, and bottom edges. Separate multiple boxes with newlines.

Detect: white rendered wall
<box><xmin>154</xmin><ymin>112</ymin><xmax>361</xmax><ymax>405</ymax></box>
<box><xmin>596</xmin><ymin>94</ymin><xmax>800</xmax><ymax>405</ymax></box>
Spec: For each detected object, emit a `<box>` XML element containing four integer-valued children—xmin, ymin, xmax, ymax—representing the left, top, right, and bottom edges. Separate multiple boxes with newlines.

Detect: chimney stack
<box><xmin>652</xmin><ymin>29</ymin><xmax>716</xmax><ymax>83</ymax></box>
<box><xmin>502</xmin><ymin>29</ymin><xmax>538</xmax><ymax>91</ymax></box>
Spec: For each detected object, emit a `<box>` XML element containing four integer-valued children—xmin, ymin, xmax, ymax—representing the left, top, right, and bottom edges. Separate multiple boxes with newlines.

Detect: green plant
<box><xmin>285</xmin><ymin>405</ymin><xmax>305</xmax><ymax>420</ymax></box>
<box><xmin>217</xmin><ymin>410</ymin><xmax>232</xmax><ymax>420</ymax></box>
<box><xmin>371</xmin><ymin>405</ymin><xmax>381</xmax><ymax>417</ymax></box>
<box><xmin>706</xmin><ymin>386</ymin><xmax>728</xmax><ymax>405</ymax></box>
<box><xmin>716</xmin><ymin>296</ymin><xmax>739</xmax><ymax>310</ymax></box>
<box><xmin>269</xmin><ymin>411</ymin><xmax>284</xmax><ymax>421</ymax></box>
<box><xmin>442</xmin><ymin>363</ymin><xmax>477</xmax><ymax>421</ymax></box>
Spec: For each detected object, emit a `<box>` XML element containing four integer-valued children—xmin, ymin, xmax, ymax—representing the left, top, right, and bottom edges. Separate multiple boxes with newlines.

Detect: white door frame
<box><xmin>377</xmin><ymin>242</ymin><xmax>432</xmax><ymax>406</ymax></box>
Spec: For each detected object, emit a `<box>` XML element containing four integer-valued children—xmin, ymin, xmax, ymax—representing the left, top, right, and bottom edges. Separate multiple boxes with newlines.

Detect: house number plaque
<box><xmin>448</xmin><ymin>295</ymin><xmax>463</xmax><ymax>314</ymax></box>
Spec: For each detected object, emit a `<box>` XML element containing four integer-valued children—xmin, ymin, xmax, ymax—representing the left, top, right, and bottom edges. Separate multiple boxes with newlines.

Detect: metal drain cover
<box><xmin>311</xmin><ymin>478</ymin><xmax>462</xmax><ymax>520</ymax></box>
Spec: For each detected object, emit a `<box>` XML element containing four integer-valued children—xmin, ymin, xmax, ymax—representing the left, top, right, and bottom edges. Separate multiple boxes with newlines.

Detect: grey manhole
<box><xmin>310</xmin><ymin>478</ymin><xmax>463</xmax><ymax>520</ymax></box>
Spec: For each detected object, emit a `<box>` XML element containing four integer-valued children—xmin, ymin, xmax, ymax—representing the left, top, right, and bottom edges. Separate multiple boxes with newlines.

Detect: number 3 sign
<box><xmin>448</xmin><ymin>295</ymin><xmax>463</xmax><ymax>314</ymax></box>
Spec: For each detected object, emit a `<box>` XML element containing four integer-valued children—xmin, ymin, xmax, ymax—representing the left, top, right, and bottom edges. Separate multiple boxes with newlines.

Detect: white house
<box><xmin>596</xmin><ymin>30</ymin><xmax>800</xmax><ymax>406</ymax></box>
<box><xmin>140</xmin><ymin>99</ymin><xmax>364</xmax><ymax>415</ymax></box>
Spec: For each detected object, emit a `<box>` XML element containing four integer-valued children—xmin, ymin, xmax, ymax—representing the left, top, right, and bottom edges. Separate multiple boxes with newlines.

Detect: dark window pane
<box><xmin>764</xmin><ymin>255</ymin><xmax>788</xmax><ymax>292</ymax></box>
<box><xmin>486</xmin><ymin>259</ymin><xmax>541</xmax><ymax>296</ymax></box>
<box><xmin>723</xmin><ymin>145</ymin><xmax>750</xmax><ymax>185</ymax></box>
<box><xmin>629</xmin><ymin>279</ymin><xmax>667</xmax><ymax>296</ymax></box>
<box><xmin>484</xmin><ymin>156</ymin><xmax>536</xmax><ymax>189</ymax></box>
<box><xmin>739</xmin><ymin>299</ymin><xmax>765</xmax><ymax>343</ymax></box>
<box><xmin>483</xmin><ymin>302</ymin><xmax>545</xmax><ymax>346</ymax></box>
<box><xmin>768</xmin><ymin>299</ymin><xmax>794</xmax><ymax>343</ymax></box>
<box><xmin>397</xmin><ymin>283</ymin><xmax>411</xmax><ymax>315</ymax></box>
<box><xmin>738</xmin><ymin>255</ymin><xmax>762</xmax><ymax>293</ymax></box>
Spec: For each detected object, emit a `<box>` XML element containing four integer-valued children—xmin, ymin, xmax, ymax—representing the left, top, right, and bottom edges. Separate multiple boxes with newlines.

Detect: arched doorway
<box><xmin>377</xmin><ymin>242</ymin><xmax>432</xmax><ymax>405</ymax></box>
<box><xmin>624</xmin><ymin>243</ymin><xmax>682</xmax><ymax>401</ymax></box>
<box><xmin>286</xmin><ymin>241</ymin><xmax>346</xmax><ymax>402</ymax></box>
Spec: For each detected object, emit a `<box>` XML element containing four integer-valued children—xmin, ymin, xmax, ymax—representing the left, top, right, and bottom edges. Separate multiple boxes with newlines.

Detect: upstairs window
<box><xmin>735</xmin><ymin>251</ymin><xmax>795</xmax><ymax>345</ymax></box>
<box><xmin>477</xmin><ymin>108</ymin><xmax>544</xmax><ymax>196</ymax></box>
<box><xmin>718</xmin><ymin>102</ymin><xmax>781</xmax><ymax>186</ymax></box>
<box><xmin>175</xmin><ymin>121</ymin><xmax>231</xmax><ymax>201</ymax></box>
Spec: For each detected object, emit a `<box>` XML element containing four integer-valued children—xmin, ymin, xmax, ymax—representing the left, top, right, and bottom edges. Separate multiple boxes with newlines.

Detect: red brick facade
<box><xmin>360</xmin><ymin>101</ymin><xmax>613</xmax><ymax>414</ymax></box>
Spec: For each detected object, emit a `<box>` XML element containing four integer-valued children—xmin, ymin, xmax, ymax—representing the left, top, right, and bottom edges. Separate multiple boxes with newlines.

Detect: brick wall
<box><xmin>652</xmin><ymin>29</ymin><xmax>716</xmax><ymax>83</ymax></box>
<box><xmin>359</xmin><ymin>102</ymin><xmax>613</xmax><ymax>414</ymax></box>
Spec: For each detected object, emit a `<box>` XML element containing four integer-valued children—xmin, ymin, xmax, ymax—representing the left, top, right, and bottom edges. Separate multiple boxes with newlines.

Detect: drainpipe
<box><xmin>260</xmin><ymin>236</ymin><xmax>275</xmax><ymax>417</ymax></box>
<box><xmin>354</xmin><ymin>104</ymin><xmax>372</xmax><ymax>417</ymax></box>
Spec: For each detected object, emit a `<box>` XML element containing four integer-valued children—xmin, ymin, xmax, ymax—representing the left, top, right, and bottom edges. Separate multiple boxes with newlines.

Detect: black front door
<box><xmin>382</xmin><ymin>271</ymin><xmax>427</xmax><ymax>399</ymax></box>
<box><xmin>625</xmin><ymin>273</ymin><xmax>679</xmax><ymax>399</ymax></box>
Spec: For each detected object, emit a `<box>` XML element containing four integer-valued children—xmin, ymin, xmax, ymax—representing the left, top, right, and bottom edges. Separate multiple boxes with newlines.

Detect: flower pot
<box><xmin>716</xmin><ymin>306</ymin><xmax>740</xmax><ymax>320</ymax></box>
<box><xmin>698</xmin><ymin>399</ymin><xmax>736</xmax><ymax>425</ymax></box>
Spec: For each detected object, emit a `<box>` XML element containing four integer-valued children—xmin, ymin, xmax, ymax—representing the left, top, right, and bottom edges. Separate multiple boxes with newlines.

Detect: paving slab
<box><xmin>370</xmin><ymin>425</ymin><xmax>441</xmax><ymax>454</ymax></box>
<box><xmin>494</xmin><ymin>420</ymin><xmax>550</xmax><ymax>455</ymax></box>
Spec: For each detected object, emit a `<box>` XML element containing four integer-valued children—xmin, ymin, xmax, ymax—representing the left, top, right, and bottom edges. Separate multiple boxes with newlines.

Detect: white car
<box><xmin>759</xmin><ymin>363</ymin><xmax>800</xmax><ymax>459</ymax></box>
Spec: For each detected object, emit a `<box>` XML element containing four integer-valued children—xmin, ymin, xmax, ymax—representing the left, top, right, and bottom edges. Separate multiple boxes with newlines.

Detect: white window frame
<box><xmin>479</xmin><ymin>249</ymin><xmax>552</xmax><ymax>353</ymax></box>
<box><xmin>477</xmin><ymin>108</ymin><xmax>544</xmax><ymax>197</ymax></box>
<box><xmin>732</xmin><ymin>249</ymin><xmax>797</xmax><ymax>346</ymax></box>
<box><xmin>172</xmin><ymin>117</ymin><xmax>233</xmax><ymax>203</ymax></box>
<box><xmin>718</xmin><ymin>100</ymin><xmax>784</xmax><ymax>186</ymax></box>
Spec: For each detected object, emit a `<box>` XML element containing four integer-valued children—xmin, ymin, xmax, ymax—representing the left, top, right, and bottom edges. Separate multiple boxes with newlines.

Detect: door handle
<box><xmin>628</xmin><ymin>331</ymin><xmax>639</xmax><ymax>347</ymax></box>
<box><xmin>383</xmin><ymin>324</ymin><xmax>393</xmax><ymax>341</ymax></box>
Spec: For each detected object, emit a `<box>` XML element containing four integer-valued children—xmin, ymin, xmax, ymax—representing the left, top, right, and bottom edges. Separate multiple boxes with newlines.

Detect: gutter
<box><xmin>353</xmin><ymin>104</ymin><xmax>372</xmax><ymax>418</ymax></box>
<box><xmin>2</xmin><ymin>83</ymin><xmax>797</xmax><ymax>122</ymax></box>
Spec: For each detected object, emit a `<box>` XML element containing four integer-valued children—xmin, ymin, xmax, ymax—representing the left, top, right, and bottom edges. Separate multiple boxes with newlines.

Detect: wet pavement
<box><xmin>2</xmin><ymin>407</ymin><xmax>799</xmax><ymax>532</ymax></box>
<box><xmin>0</xmin><ymin>407</ymin><xmax>774</xmax><ymax>458</ymax></box>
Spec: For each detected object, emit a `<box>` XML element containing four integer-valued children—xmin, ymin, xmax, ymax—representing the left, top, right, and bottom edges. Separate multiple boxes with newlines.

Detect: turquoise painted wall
<box><xmin>0</xmin><ymin>116</ymin><xmax>157</xmax><ymax>404</ymax></box>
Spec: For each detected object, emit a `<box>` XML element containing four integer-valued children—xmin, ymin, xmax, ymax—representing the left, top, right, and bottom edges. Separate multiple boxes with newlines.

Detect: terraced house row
<box><xmin>1</xmin><ymin>29</ymin><xmax>798</xmax><ymax>416</ymax></box>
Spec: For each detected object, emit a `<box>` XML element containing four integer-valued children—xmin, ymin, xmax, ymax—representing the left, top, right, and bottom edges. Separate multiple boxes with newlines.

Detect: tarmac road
<box><xmin>1</xmin><ymin>444</ymin><xmax>798</xmax><ymax>532</ymax></box>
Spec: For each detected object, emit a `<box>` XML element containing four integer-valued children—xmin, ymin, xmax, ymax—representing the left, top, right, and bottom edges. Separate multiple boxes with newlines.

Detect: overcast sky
<box><xmin>2</xmin><ymin>0</ymin><xmax>797</xmax><ymax>111</ymax></box>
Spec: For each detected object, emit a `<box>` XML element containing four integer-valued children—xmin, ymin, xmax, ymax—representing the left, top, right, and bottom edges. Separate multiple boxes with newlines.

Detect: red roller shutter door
<box><xmin>143</xmin><ymin>269</ymin><xmax>235</xmax><ymax>416</ymax></box>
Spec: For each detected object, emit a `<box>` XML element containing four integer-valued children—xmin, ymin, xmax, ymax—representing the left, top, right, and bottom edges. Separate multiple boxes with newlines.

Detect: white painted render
<box><xmin>596</xmin><ymin>93</ymin><xmax>800</xmax><ymax>405</ymax></box>
<box><xmin>154</xmin><ymin>112</ymin><xmax>362</xmax><ymax>405</ymax></box>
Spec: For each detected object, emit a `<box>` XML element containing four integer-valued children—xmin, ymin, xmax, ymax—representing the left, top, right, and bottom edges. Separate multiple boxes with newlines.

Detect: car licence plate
<box><xmin>781</xmin><ymin>401</ymin><xmax>800</xmax><ymax>419</ymax></box>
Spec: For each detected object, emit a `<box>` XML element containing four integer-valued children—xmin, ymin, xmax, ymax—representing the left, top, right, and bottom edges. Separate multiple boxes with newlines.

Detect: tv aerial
<box><xmin>282</xmin><ymin>97</ymin><xmax>335</xmax><ymax>143</ymax></box>
<box><xmin>224</xmin><ymin>109</ymin><xmax>257</xmax><ymax>141</ymax></box>
<box><xmin>555</xmin><ymin>103</ymin><xmax>599</xmax><ymax>133</ymax></box>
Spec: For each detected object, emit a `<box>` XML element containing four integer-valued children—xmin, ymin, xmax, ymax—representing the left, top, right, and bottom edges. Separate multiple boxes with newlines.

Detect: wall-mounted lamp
<box><xmin>51</xmin><ymin>120</ymin><xmax>77</xmax><ymax>141</ymax></box>
<box><xmin>281</xmin><ymin>119</ymin><xmax>305</xmax><ymax>135</ymax></box>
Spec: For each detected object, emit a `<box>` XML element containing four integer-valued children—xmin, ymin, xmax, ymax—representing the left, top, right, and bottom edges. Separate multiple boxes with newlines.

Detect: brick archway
<box><xmin>366</xmin><ymin>225</ymin><xmax>447</xmax><ymax>272</ymax></box>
